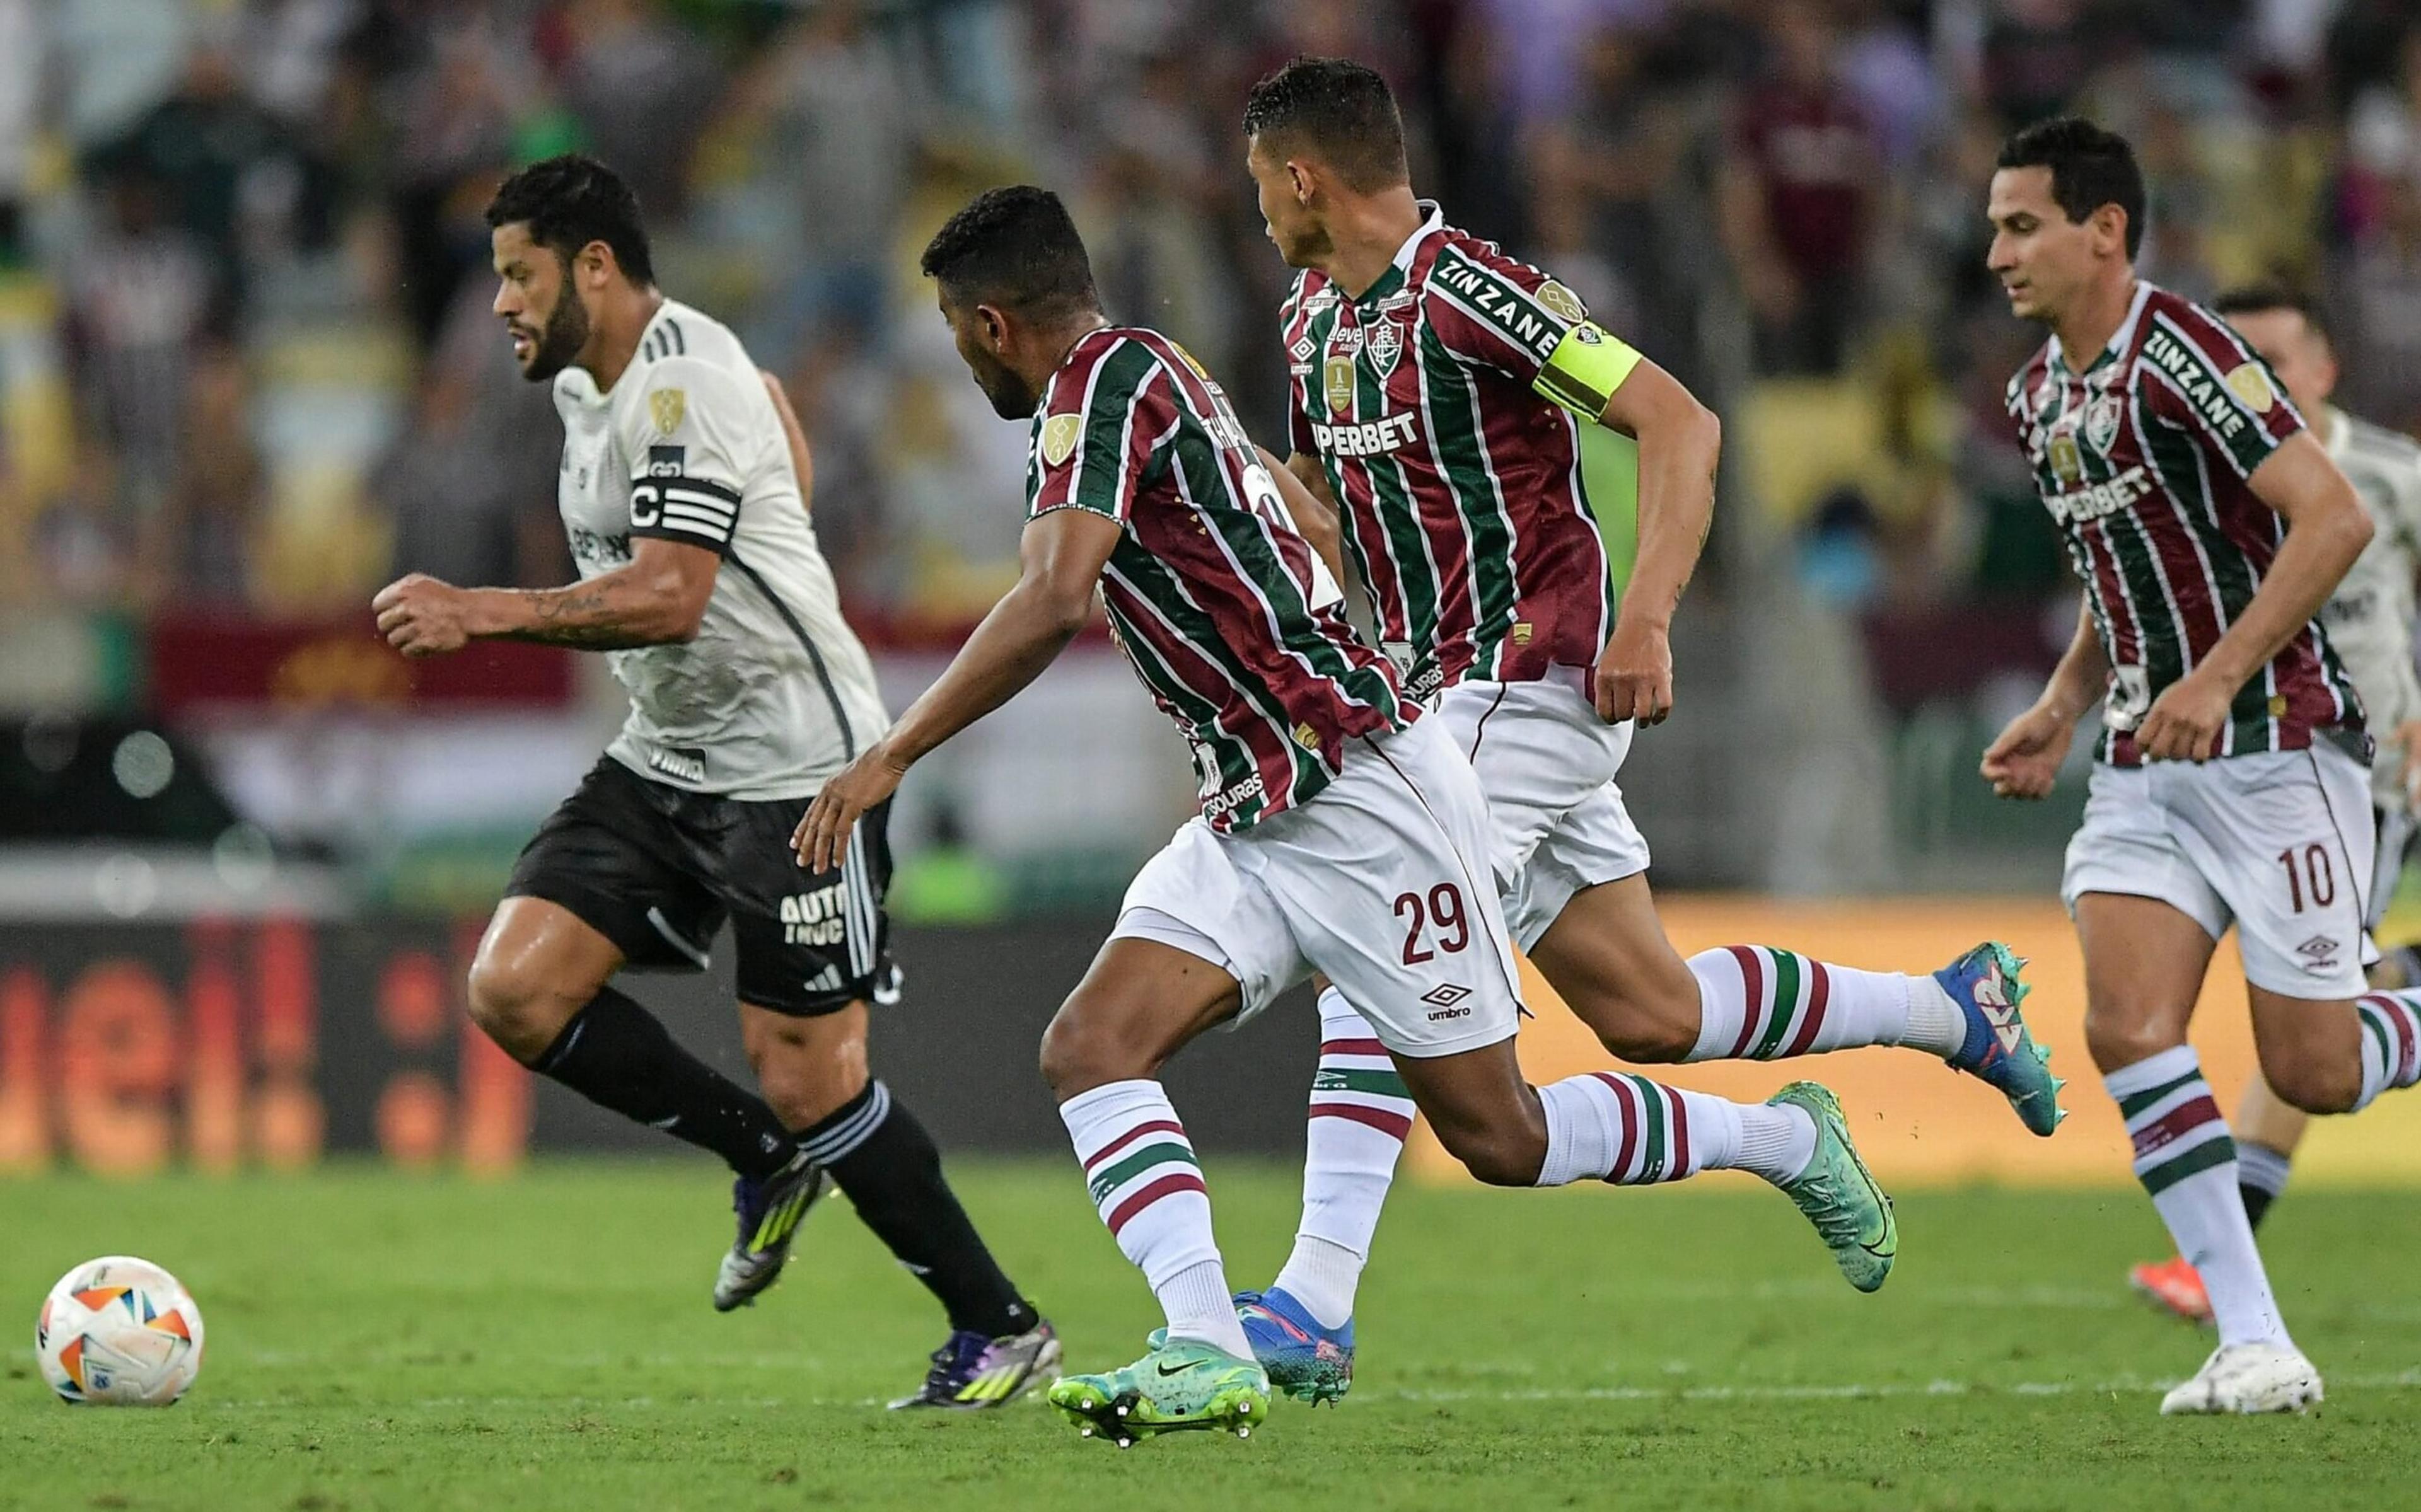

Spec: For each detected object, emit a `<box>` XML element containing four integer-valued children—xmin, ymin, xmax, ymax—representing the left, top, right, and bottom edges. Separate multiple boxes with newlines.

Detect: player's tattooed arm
<box><xmin>373</xmin><ymin>540</ymin><xmax>719</xmax><ymax>657</ymax></box>
<box><xmin>1594</xmin><ymin>356</ymin><xmax>1721</xmax><ymax>726</ymax></box>
<box><xmin>795</xmin><ymin>507</ymin><xmax>1123</xmax><ymax>871</ymax></box>
<box><xmin>762</xmin><ymin>369</ymin><xmax>815</xmax><ymax>512</ymax></box>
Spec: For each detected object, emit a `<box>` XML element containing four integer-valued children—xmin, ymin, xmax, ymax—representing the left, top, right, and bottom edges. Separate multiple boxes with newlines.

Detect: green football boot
<box><xmin>1767</xmin><ymin>1082</ymin><xmax>1897</xmax><ymax>1293</ymax></box>
<box><xmin>1047</xmin><ymin>1337</ymin><xmax>1271</xmax><ymax>1447</ymax></box>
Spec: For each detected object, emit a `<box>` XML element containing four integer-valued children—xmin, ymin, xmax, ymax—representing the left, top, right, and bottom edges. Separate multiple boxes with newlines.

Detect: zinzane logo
<box><xmin>781</xmin><ymin>884</ymin><xmax>850</xmax><ymax>947</ymax></box>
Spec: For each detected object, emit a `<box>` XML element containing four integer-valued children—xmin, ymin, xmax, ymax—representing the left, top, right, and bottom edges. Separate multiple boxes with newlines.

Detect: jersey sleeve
<box><xmin>2137</xmin><ymin>299</ymin><xmax>2306</xmax><ymax>482</ymax></box>
<box><xmin>1420</xmin><ymin>241</ymin><xmax>1642</xmax><ymax>419</ymax></box>
<box><xmin>622</xmin><ymin>355</ymin><xmax>750</xmax><ymax>555</ymax></box>
<box><xmin>1025</xmin><ymin>338</ymin><xmax>1163</xmax><ymax>524</ymax></box>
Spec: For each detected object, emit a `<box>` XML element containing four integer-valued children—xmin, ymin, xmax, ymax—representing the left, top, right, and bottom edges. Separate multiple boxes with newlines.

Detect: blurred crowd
<box><xmin>4</xmin><ymin>0</ymin><xmax>2421</xmax><ymax>634</ymax></box>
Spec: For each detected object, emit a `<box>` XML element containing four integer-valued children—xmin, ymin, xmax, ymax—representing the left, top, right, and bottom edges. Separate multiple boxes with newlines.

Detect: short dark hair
<box><xmin>1242</xmin><ymin>57</ymin><xmax>1410</xmax><ymax>193</ymax></box>
<box><xmin>1997</xmin><ymin>117</ymin><xmax>2146</xmax><ymax>260</ymax></box>
<box><xmin>2212</xmin><ymin>281</ymin><xmax>2332</xmax><ymax>347</ymax></box>
<box><xmin>919</xmin><ymin>186</ymin><xmax>1100</xmax><ymax>318</ymax></box>
<box><xmin>485</xmin><ymin>154</ymin><xmax>654</xmax><ymax>286</ymax></box>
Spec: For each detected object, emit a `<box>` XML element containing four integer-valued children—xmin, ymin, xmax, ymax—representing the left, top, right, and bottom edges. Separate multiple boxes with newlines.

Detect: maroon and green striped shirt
<box><xmin>2005</xmin><ymin>281</ymin><xmax>2363</xmax><ymax>764</ymax></box>
<box><xmin>1283</xmin><ymin>202</ymin><xmax>1616</xmax><ymax>698</ymax></box>
<box><xmin>1027</xmin><ymin>325</ymin><xmax>1410</xmax><ymax>831</ymax></box>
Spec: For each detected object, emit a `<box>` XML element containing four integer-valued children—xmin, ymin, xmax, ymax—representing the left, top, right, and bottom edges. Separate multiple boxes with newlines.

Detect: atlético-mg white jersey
<box><xmin>551</xmin><ymin>298</ymin><xmax>888</xmax><ymax>799</ymax></box>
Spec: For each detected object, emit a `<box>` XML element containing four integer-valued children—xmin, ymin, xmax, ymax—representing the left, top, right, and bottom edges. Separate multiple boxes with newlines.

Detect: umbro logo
<box><xmin>2296</xmin><ymin>935</ymin><xmax>2340</xmax><ymax>972</ymax></box>
<box><xmin>1290</xmin><ymin>335</ymin><xmax>1316</xmax><ymax>361</ymax></box>
<box><xmin>1420</xmin><ymin>984</ymin><xmax>1473</xmax><ymax>1020</ymax></box>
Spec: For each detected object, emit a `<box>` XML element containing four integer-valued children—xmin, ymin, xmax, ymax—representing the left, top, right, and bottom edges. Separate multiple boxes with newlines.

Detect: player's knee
<box><xmin>2082</xmin><ymin>1002</ymin><xmax>2182</xmax><ymax>1076</ymax></box>
<box><xmin>1039</xmin><ymin>1000</ymin><xmax>1134</xmax><ymax>1099</ymax></box>
<box><xmin>2260</xmin><ymin>1051</ymin><xmax>2360</xmax><ymax>1116</ymax></box>
<box><xmin>465</xmin><ymin>952</ymin><xmax>573</xmax><ymax>1063</ymax></box>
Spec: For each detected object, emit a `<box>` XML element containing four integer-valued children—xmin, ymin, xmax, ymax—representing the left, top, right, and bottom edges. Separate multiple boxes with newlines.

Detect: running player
<box><xmin>1229</xmin><ymin>57</ymin><xmax>2062</xmax><ymax>1403</ymax></box>
<box><xmin>2127</xmin><ymin>283</ymin><xmax>2421</xmax><ymax>1324</ymax></box>
<box><xmin>1980</xmin><ymin>118</ymin><xmax>2421</xmax><ymax>1413</ymax></box>
<box><xmin>796</xmin><ymin>185</ymin><xmax>1899</xmax><ymax>1446</ymax></box>
<box><xmin>371</xmin><ymin>155</ymin><xmax>1059</xmax><ymax>1410</ymax></box>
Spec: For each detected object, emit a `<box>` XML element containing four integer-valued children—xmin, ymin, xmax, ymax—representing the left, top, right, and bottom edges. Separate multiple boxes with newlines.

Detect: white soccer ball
<box><xmin>33</xmin><ymin>1256</ymin><xmax>206</xmax><ymax>1405</ymax></box>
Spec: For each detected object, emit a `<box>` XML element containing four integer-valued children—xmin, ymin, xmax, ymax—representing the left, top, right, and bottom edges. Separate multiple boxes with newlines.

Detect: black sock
<box><xmin>801</xmin><ymin>1080</ymin><xmax>1035</xmax><ymax>1338</ymax></box>
<box><xmin>2241</xmin><ymin>1182</ymin><xmax>2277</xmax><ymax>1231</ymax></box>
<box><xmin>532</xmin><ymin>986</ymin><xmax>794</xmax><ymax>1180</ymax></box>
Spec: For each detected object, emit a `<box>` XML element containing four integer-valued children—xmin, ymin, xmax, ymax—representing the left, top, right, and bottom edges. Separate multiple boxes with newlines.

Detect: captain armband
<box><xmin>1532</xmin><ymin>322</ymin><xmax>1643</xmax><ymax>421</ymax></box>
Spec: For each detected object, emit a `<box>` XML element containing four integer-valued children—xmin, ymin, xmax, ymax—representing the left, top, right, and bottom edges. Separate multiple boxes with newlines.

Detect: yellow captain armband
<box><xmin>1533</xmin><ymin>321</ymin><xmax>1642</xmax><ymax>421</ymax></box>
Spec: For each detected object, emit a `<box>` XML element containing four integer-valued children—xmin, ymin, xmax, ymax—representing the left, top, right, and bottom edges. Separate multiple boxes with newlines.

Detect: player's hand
<box><xmin>2134</xmin><ymin>668</ymin><xmax>2231</xmax><ymax>762</ymax></box>
<box><xmin>1980</xmin><ymin>701</ymin><xmax>2076</xmax><ymax>800</ymax></box>
<box><xmin>1595</xmin><ymin>618</ymin><xmax>1673</xmax><ymax>725</ymax></box>
<box><xmin>2391</xmin><ymin>718</ymin><xmax>2421</xmax><ymax>807</ymax></box>
<box><xmin>373</xmin><ymin>574</ymin><xmax>473</xmax><ymax>658</ymax></box>
<box><xmin>795</xmin><ymin>742</ymin><xmax>910</xmax><ymax>873</ymax></box>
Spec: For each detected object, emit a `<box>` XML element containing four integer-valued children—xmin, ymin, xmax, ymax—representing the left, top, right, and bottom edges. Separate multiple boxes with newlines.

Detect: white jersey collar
<box><xmin>1391</xmin><ymin>200</ymin><xmax>1446</xmax><ymax>272</ymax></box>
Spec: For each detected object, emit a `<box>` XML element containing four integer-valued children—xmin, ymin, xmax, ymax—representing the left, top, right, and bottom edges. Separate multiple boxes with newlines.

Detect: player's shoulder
<box><xmin>1040</xmin><ymin>326</ymin><xmax>1169</xmax><ymax>418</ymax></box>
<box><xmin>1282</xmin><ymin>268</ymin><xmax>1332</xmax><ymax>323</ymax></box>
<box><xmin>2005</xmin><ymin>343</ymin><xmax>2053</xmax><ymax>411</ymax></box>
<box><xmin>613</xmin><ymin>304</ymin><xmax>760</xmax><ymax>427</ymax></box>
<box><xmin>2135</xmin><ymin>285</ymin><xmax>2256</xmax><ymax>369</ymax></box>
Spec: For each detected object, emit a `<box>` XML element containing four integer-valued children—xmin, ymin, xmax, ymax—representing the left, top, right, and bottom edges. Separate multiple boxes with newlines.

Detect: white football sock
<box><xmin>1274</xmin><ymin>989</ymin><xmax>1410</xmax><ymax>1329</ymax></box>
<box><xmin>1060</xmin><ymin>1079</ymin><xmax>1250</xmax><ymax>1358</ymax></box>
<box><xmin>1534</xmin><ymin>1073</ymin><xmax>1807</xmax><ymax>1186</ymax></box>
<box><xmin>2106</xmin><ymin>1046</ymin><xmax>2290</xmax><ymax>1351</ymax></box>
<box><xmin>1685</xmin><ymin>947</ymin><xmax>1965</xmax><ymax>1061</ymax></box>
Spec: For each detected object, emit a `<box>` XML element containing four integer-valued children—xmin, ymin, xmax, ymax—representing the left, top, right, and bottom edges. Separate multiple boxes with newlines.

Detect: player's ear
<box><xmin>976</xmin><ymin>303</ymin><xmax>1009</xmax><ymax>354</ymax></box>
<box><xmin>2092</xmin><ymin>203</ymin><xmax>2130</xmax><ymax>259</ymax></box>
<box><xmin>1288</xmin><ymin>158</ymin><xmax>1316</xmax><ymax>205</ymax></box>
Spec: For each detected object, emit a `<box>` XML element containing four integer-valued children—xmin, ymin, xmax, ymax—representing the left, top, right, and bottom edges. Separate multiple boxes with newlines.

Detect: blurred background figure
<box><xmin>0</xmin><ymin>0</ymin><xmax>2417</xmax><ymax>949</ymax></box>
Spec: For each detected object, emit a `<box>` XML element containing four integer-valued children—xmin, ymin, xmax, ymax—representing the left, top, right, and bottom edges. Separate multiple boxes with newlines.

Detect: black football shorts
<box><xmin>506</xmin><ymin>756</ymin><xmax>896</xmax><ymax>1016</ymax></box>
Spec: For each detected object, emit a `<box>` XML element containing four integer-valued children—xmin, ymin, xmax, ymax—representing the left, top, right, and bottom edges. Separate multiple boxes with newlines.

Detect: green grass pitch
<box><xmin>3</xmin><ymin>1162</ymin><xmax>2416</xmax><ymax>1511</ymax></box>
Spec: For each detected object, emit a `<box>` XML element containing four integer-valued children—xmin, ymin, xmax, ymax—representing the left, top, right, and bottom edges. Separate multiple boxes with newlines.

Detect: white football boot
<box><xmin>2158</xmin><ymin>1342</ymin><xmax>2324</xmax><ymax>1414</ymax></box>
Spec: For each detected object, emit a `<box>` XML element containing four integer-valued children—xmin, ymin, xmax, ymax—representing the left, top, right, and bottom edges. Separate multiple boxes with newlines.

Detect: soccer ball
<box><xmin>33</xmin><ymin>1256</ymin><xmax>206</xmax><ymax>1405</ymax></box>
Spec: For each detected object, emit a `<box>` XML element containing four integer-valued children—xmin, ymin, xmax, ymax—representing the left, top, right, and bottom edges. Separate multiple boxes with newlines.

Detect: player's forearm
<box><xmin>880</xmin><ymin>579</ymin><xmax>1088</xmax><ymax>769</ymax></box>
<box><xmin>2040</xmin><ymin>599</ymin><xmax>2110</xmax><ymax>722</ymax></box>
<box><xmin>2197</xmin><ymin>504</ymin><xmax>2371</xmax><ymax>694</ymax></box>
<box><xmin>1610</xmin><ymin>397</ymin><xmax>1720</xmax><ymax>632</ymax></box>
<box><xmin>464</xmin><ymin>570</ymin><xmax>700</xmax><ymax>650</ymax></box>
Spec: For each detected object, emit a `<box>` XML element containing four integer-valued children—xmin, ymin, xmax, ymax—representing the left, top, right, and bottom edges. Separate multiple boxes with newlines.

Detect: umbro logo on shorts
<box><xmin>2296</xmin><ymin>935</ymin><xmax>2341</xmax><ymax>972</ymax></box>
<box><xmin>1420</xmin><ymin>983</ymin><xmax>1473</xmax><ymax>1020</ymax></box>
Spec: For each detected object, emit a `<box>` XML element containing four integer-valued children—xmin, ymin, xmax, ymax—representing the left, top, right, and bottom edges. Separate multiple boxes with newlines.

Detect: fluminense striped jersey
<box><xmin>1026</xmin><ymin>325</ymin><xmax>1410</xmax><ymax>832</ymax></box>
<box><xmin>2005</xmin><ymin>281</ymin><xmax>2362</xmax><ymax>764</ymax></box>
<box><xmin>1283</xmin><ymin>202</ymin><xmax>1615</xmax><ymax>698</ymax></box>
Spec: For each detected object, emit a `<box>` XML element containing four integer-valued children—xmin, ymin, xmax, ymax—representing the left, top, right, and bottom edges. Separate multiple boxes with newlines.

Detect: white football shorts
<box><xmin>1432</xmin><ymin>670</ymin><xmax>1653</xmax><ymax>950</ymax></box>
<box><xmin>1112</xmin><ymin>713</ymin><xmax>1523</xmax><ymax>1058</ymax></box>
<box><xmin>2062</xmin><ymin>741</ymin><xmax>2377</xmax><ymax>999</ymax></box>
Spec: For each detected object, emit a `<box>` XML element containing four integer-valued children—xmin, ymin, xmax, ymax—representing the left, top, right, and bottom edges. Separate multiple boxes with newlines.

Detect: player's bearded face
<box><xmin>944</xmin><ymin>299</ymin><xmax>1038</xmax><ymax>419</ymax></box>
<box><xmin>516</xmin><ymin>265</ymin><xmax>591</xmax><ymax>382</ymax></box>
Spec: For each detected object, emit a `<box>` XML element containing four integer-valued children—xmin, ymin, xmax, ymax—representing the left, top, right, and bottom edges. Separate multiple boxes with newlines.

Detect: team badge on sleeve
<box><xmin>1042</xmin><ymin>412</ymin><xmax>1084</xmax><ymax>468</ymax></box>
<box><xmin>650</xmin><ymin>388</ymin><xmax>687</xmax><ymax>434</ymax></box>
<box><xmin>2226</xmin><ymin>363</ymin><xmax>2277</xmax><ymax>413</ymax></box>
<box><xmin>1536</xmin><ymin>280</ymin><xmax>1586</xmax><ymax>322</ymax></box>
